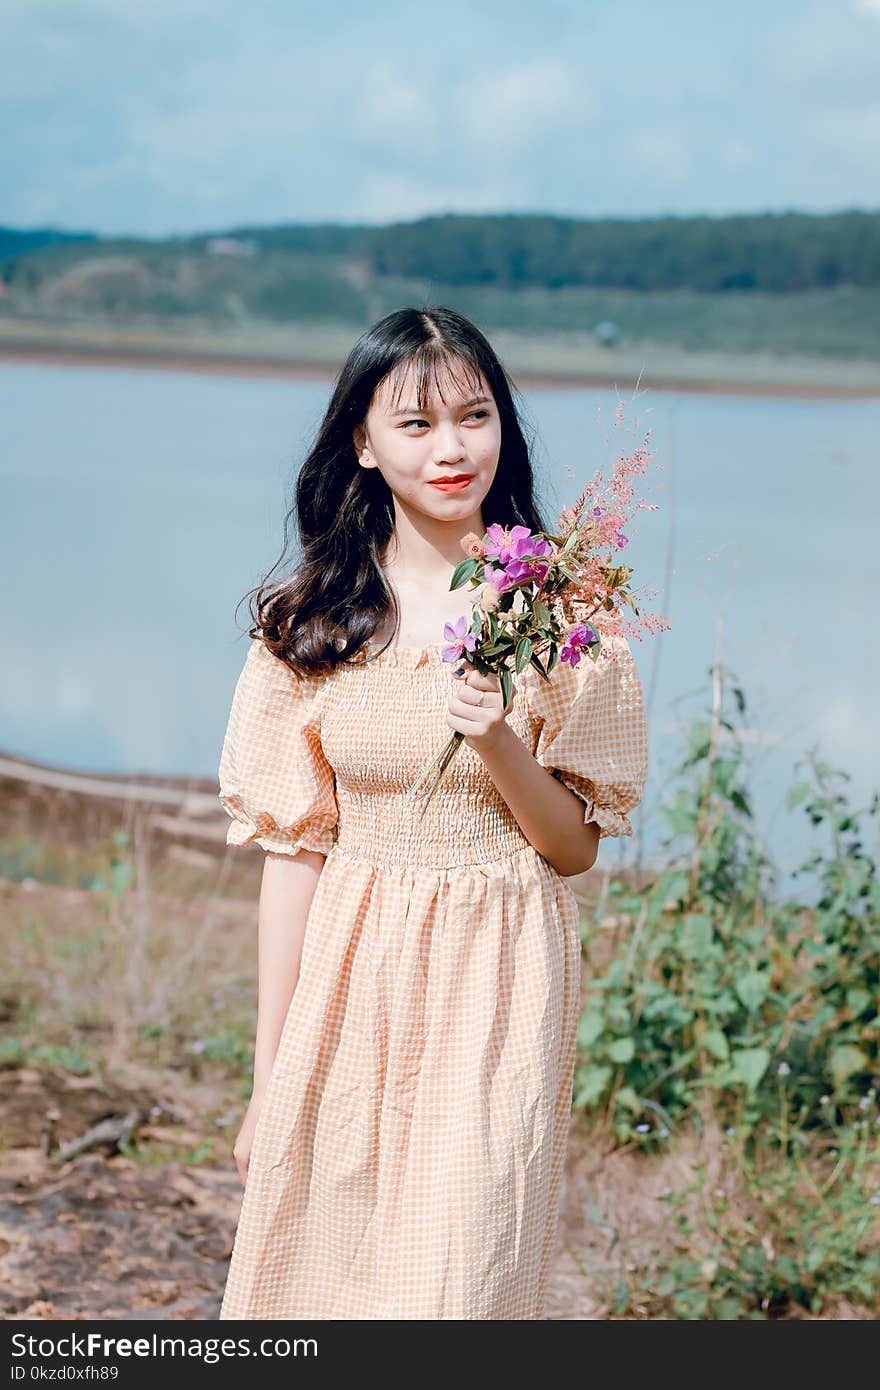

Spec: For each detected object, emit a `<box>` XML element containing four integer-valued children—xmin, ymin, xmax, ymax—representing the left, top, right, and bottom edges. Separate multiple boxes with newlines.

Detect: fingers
<box><xmin>452</xmin><ymin>664</ymin><xmax>497</xmax><ymax>692</ymax></box>
<box><xmin>453</xmin><ymin>678</ymin><xmax>497</xmax><ymax>709</ymax></box>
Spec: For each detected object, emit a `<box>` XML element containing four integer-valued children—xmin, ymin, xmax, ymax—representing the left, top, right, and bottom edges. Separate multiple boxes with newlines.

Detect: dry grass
<box><xmin>2</xmin><ymin>770</ymin><xmax>876</xmax><ymax>1319</ymax></box>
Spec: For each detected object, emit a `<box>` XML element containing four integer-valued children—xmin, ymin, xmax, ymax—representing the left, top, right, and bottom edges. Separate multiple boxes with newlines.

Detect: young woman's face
<box><xmin>353</xmin><ymin>359</ymin><xmax>502</xmax><ymax>524</ymax></box>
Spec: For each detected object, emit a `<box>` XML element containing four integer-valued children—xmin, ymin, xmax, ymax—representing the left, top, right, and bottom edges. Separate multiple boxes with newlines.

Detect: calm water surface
<box><xmin>2</xmin><ymin>361</ymin><xmax>877</xmax><ymax>878</ymax></box>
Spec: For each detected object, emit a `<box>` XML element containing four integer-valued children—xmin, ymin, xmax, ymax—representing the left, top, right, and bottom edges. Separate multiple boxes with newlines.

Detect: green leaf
<box><xmin>606</xmin><ymin>1036</ymin><xmax>635</xmax><ymax>1064</ymax></box>
<box><xmin>701</xmin><ymin>1029</ymin><xmax>730</xmax><ymax>1062</ymax></box>
<box><xmin>735</xmin><ymin>970</ymin><xmax>769</xmax><ymax>1013</ymax></box>
<box><xmin>611</xmin><ymin>1282</ymin><xmax>630</xmax><ymax>1315</ymax></box>
<box><xmin>845</xmin><ymin>988</ymin><xmax>872</xmax><ymax>1019</ymax></box>
<box><xmin>500</xmin><ymin>668</ymin><xmax>513</xmax><ymax>711</ymax></box>
<box><xmin>730</xmin><ymin>789</ymin><xmax>752</xmax><ymax>817</ymax></box>
<box><xmin>577</xmin><ymin>1008</ymin><xmax>604</xmax><ymax>1049</ymax></box>
<box><xmin>655</xmin><ymin>867</ymin><xmax>690</xmax><ymax>907</ymax></box>
<box><xmin>533</xmin><ymin>599</ymin><xmax>551</xmax><ymax>626</ymax></box>
<box><xmin>678</xmin><ymin>913</ymin><xmax>713</xmax><ymax>958</ymax></box>
<box><xmin>527</xmin><ymin>654</ymin><xmax>550</xmax><ymax>680</ymax></box>
<box><xmin>450</xmin><ymin>558</ymin><xmax>479</xmax><ymax>590</ymax></box>
<box><xmin>787</xmin><ymin>779</ymin><xmax>813</xmax><ymax>811</ymax></box>
<box><xmin>615</xmin><ymin>1085</ymin><xmax>641</xmax><ymax>1113</ymax></box>
<box><xmin>830</xmin><ymin>1044</ymin><xmax>868</xmax><ymax>1085</ymax></box>
<box><xmin>573</xmin><ymin>1064</ymin><xmax>612</xmax><ymax>1108</ymax></box>
<box><xmin>109</xmin><ymin>861</ymin><xmax>134</xmax><ymax>898</ymax></box>
<box><xmin>731</xmin><ymin>1047</ymin><xmax>770</xmax><ymax>1092</ymax></box>
<box><xmin>515</xmin><ymin>636</ymin><xmax>534</xmax><ymax>673</ymax></box>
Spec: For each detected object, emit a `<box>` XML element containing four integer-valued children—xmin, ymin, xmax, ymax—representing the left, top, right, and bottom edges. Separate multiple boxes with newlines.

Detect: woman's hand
<box><xmin>232</xmin><ymin>1090</ymin><xmax>266</xmax><ymax>1186</ymax></box>
<box><xmin>447</xmin><ymin>657</ymin><xmax>515</xmax><ymax>753</ymax></box>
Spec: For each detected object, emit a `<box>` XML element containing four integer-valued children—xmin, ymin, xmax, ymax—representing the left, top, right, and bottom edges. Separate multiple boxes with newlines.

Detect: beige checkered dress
<box><xmin>217</xmin><ymin>628</ymin><xmax>648</xmax><ymax>1319</ymax></box>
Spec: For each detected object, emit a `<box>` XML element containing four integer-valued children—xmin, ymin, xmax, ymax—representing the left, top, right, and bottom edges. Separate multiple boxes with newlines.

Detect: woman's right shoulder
<box><xmin>233</xmin><ymin>635</ymin><xmax>331</xmax><ymax>701</ymax></box>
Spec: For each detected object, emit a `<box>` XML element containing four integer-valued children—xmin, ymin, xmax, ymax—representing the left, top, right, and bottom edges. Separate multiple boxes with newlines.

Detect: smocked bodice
<box><xmin>322</xmin><ymin>645</ymin><xmax>532</xmax><ymax>868</ymax></box>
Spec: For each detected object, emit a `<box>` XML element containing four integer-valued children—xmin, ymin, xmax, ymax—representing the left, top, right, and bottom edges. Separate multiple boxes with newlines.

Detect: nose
<box><xmin>432</xmin><ymin>418</ymin><xmax>468</xmax><ymax>466</ymax></box>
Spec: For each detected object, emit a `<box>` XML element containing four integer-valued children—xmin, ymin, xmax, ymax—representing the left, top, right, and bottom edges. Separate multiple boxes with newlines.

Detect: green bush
<box><xmin>574</xmin><ymin>665</ymin><xmax>879</xmax><ymax>1145</ymax></box>
<box><xmin>603</xmin><ymin>1110</ymin><xmax>880</xmax><ymax>1318</ymax></box>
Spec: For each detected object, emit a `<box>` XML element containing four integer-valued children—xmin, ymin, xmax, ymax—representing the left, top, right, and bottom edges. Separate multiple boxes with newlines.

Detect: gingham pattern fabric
<box><xmin>217</xmin><ymin>631</ymin><xmax>648</xmax><ymax>1320</ymax></box>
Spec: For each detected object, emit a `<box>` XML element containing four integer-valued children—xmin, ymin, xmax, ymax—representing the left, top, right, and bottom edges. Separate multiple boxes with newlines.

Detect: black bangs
<box><xmin>383</xmin><ymin>341</ymin><xmax>486</xmax><ymax>414</ymax></box>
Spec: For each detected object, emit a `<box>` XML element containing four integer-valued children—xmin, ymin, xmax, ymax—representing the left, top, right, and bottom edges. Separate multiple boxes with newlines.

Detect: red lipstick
<box><xmin>429</xmin><ymin>474</ymin><xmax>473</xmax><ymax>492</ymax></box>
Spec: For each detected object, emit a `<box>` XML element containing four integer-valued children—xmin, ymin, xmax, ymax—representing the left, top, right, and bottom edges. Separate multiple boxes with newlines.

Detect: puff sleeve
<box><xmin>217</xmin><ymin>638</ymin><xmax>339</xmax><ymax>857</ymax></box>
<box><xmin>524</xmin><ymin>628</ymin><xmax>649</xmax><ymax>839</ymax></box>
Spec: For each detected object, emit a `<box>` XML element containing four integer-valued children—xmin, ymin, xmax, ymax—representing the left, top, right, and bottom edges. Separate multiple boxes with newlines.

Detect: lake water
<box><xmin>2</xmin><ymin>360</ymin><xmax>878</xmax><ymax>882</ymax></box>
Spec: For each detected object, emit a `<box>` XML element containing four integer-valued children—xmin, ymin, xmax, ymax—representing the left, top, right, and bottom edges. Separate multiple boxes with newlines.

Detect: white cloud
<box><xmin>56</xmin><ymin>673</ymin><xmax>92</xmax><ymax>716</ymax></box>
<box><xmin>816</xmin><ymin>694</ymin><xmax>879</xmax><ymax>762</ymax></box>
<box><xmin>773</xmin><ymin>1</ymin><xmax>880</xmax><ymax>86</ymax></box>
<box><xmin>357</xmin><ymin>63</ymin><xmax>438</xmax><ymax>146</ymax></box>
<box><xmin>627</xmin><ymin>129</ymin><xmax>690</xmax><ymax>185</ymax></box>
<box><xmin>721</xmin><ymin>138</ymin><xmax>753</xmax><ymax>167</ymax></box>
<box><xmin>808</xmin><ymin>105</ymin><xmax>880</xmax><ymax>154</ymax></box>
<box><xmin>457</xmin><ymin>57</ymin><xmax>593</xmax><ymax>151</ymax></box>
<box><xmin>357</xmin><ymin>173</ymin><xmax>526</xmax><ymax>224</ymax></box>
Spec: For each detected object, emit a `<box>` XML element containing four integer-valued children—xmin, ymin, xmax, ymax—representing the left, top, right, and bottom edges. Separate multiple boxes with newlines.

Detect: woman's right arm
<box><xmin>252</xmin><ymin>847</ymin><xmax>326</xmax><ymax>1092</ymax></box>
<box><xmin>233</xmin><ymin>847</ymin><xmax>326</xmax><ymax>1182</ymax></box>
<box><xmin>218</xmin><ymin>638</ymin><xmax>339</xmax><ymax>1182</ymax></box>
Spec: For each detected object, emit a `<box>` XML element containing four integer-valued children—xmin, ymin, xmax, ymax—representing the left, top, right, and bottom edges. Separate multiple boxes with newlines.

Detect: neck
<box><xmin>381</xmin><ymin>505</ymin><xmax>483</xmax><ymax>583</ymax></box>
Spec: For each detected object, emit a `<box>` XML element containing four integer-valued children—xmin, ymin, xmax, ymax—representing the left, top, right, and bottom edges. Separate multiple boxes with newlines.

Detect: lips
<box><xmin>430</xmin><ymin>474</ymin><xmax>473</xmax><ymax>491</ymax></box>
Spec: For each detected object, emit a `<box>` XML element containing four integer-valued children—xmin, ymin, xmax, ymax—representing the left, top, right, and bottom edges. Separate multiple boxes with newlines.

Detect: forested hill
<box><xmin>0</xmin><ymin>227</ymin><xmax>96</xmax><ymax>261</ymax></box>
<box><xmin>2</xmin><ymin>209</ymin><xmax>878</xmax><ymax>294</ymax></box>
<box><xmin>222</xmin><ymin>210</ymin><xmax>880</xmax><ymax>294</ymax></box>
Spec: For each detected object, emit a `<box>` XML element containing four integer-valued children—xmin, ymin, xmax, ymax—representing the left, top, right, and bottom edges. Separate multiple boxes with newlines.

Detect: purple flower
<box><xmin>441</xmin><ymin>615</ymin><xmax>478</xmax><ymax>664</ymax></box>
<box><xmin>482</xmin><ymin>523</ymin><xmax>533</xmax><ymax>566</ymax></box>
<box><xmin>506</xmin><ymin>558</ymin><xmax>550</xmax><ymax>585</ymax></box>
<box><xmin>511</xmin><ymin>531</ymin><xmax>552</xmax><ymax>561</ymax></box>
<box><xmin>592</xmin><ymin>506</ymin><xmax>602</xmax><ymax>517</ymax></box>
<box><xmin>503</xmin><ymin>529</ymin><xmax>553</xmax><ymax>585</ymax></box>
<box><xmin>614</xmin><ymin>531</ymin><xmax>627</xmax><ymax>549</ymax></box>
<box><xmin>560</xmin><ymin>622</ymin><xmax>597</xmax><ymax>667</ymax></box>
<box><xmin>482</xmin><ymin>563</ymin><xmax>513</xmax><ymax>593</ymax></box>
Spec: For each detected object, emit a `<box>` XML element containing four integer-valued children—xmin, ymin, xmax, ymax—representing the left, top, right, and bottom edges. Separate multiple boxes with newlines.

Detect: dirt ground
<box><xmin>0</xmin><ymin>1065</ymin><xmax>613</xmax><ymax>1320</ymax></box>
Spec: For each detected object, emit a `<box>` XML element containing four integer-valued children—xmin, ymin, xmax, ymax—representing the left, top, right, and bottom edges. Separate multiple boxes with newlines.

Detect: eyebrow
<box><xmin>389</xmin><ymin>395</ymin><xmax>492</xmax><ymax>418</ymax></box>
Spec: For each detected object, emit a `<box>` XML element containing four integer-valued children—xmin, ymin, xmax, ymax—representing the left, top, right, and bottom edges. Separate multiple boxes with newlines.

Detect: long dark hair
<box><xmin>243</xmin><ymin>303</ymin><xmax>551</xmax><ymax>677</ymax></box>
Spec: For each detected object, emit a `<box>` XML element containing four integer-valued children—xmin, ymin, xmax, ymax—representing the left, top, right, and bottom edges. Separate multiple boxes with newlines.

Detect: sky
<box><xmin>2</xmin><ymin>0</ymin><xmax>879</xmax><ymax>238</ymax></box>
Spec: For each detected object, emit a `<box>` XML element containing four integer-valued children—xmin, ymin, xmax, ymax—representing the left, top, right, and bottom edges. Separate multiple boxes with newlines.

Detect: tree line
<box><xmin>224</xmin><ymin>209</ymin><xmax>880</xmax><ymax>293</ymax></box>
<box><xmin>3</xmin><ymin>209</ymin><xmax>879</xmax><ymax>295</ymax></box>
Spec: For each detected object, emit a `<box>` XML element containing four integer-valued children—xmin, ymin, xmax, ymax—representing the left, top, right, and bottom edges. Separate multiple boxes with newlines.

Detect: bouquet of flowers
<box><xmin>398</xmin><ymin>398</ymin><xmax>668</xmax><ymax>821</ymax></box>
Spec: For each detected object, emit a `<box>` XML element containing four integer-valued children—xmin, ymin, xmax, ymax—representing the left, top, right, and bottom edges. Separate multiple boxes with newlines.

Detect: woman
<box><xmin>217</xmin><ymin>304</ymin><xmax>648</xmax><ymax>1319</ymax></box>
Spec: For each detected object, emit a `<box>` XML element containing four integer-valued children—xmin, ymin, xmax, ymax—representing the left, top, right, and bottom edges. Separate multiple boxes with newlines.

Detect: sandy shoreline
<box><xmin>2</xmin><ymin>338</ymin><xmax>879</xmax><ymax>399</ymax></box>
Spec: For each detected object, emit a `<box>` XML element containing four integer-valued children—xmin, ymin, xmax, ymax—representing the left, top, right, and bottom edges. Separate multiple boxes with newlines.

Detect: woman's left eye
<box><xmin>401</xmin><ymin>411</ymin><xmax>488</xmax><ymax>429</ymax></box>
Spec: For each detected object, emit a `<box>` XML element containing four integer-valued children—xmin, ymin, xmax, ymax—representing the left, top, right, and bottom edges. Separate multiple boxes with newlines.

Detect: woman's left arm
<box><xmin>448</xmin><ymin>668</ymin><xmax>600</xmax><ymax>876</ymax></box>
<box><xmin>474</xmin><ymin>720</ymin><xmax>601</xmax><ymax>875</ymax></box>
